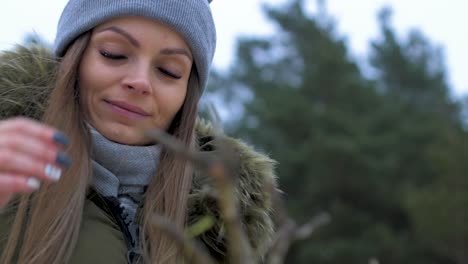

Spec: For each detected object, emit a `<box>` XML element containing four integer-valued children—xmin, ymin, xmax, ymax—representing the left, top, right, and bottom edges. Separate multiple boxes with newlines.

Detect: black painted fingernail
<box><xmin>53</xmin><ymin>132</ymin><xmax>70</xmax><ymax>146</ymax></box>
<box><xmin>56</xmin><ymin>152</ymin><xmax>72</xmax><ymax>167</ymax></box>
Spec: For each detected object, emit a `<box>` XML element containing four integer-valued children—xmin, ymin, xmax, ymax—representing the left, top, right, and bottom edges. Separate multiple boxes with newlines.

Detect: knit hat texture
<box><xmin>54</xmin><ymin>0</ymin><xmax>216</xmax><ymax>90</ymax></box>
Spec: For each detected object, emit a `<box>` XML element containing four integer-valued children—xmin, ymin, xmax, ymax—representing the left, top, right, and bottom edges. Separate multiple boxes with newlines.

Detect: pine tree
<box><xmin>208</xmin><ymin>1</ymin><xmax>465</xmax><ymax>263</ymax></box>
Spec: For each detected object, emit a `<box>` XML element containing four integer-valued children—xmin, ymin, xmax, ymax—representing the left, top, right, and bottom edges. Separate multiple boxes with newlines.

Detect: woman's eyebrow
<box><xmin>96</xmin><ymin>26</ymin><xmax>140</xmax><ymax>47</ymax></box>
<box><xmin>96</xmin><ymin>26</ymin><xmax>192</xmax><ymax>62</ymax></box>
<box><xmin>160</xmin><ymin>48</ymin><xmax>193</xmax><ymax>62</ymax></box>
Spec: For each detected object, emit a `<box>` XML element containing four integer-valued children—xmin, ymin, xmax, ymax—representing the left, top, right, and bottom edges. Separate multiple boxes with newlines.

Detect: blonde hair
<box><xmin>1</xmin><ymin>31</ymin><xmax>201</xmax><ymax>264</ymax></box>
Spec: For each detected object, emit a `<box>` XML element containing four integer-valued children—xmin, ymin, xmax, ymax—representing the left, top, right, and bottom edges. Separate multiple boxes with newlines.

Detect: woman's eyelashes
<box><xmin>158</xmin><ymin>67</ymin><xmax>181</xmax><ymax>79</ymax></box>
<box><xmin>99</xmin><ymin>50</ymin><xmax>127</xmax><ymax>60</ymax></box>
<box><xmin>99</xmin><ymin>49</ymin><xmax>182</xmax><ymax>79</ymax></box>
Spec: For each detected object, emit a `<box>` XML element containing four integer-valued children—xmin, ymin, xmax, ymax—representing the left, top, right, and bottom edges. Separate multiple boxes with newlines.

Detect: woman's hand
<box><xmin>0</xmin><ymin>117</ymin><xmax>71</xmax><ymax>208</ymax></box>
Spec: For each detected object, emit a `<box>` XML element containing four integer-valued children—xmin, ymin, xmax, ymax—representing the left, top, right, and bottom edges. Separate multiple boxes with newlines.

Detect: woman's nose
<box><xmin>122</xmin><ymin>67</ymin><xmax>152</xmax><ymax>95</ymax></box>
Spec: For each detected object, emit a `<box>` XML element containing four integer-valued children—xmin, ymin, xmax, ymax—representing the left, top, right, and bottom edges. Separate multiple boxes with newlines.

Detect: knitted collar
<box><xmin>89</xmin><ymin>127</ymin><xmax>161</xmax><ymax>199</ymax></box>
<box><xmin>90</xmin><ymin>127</ymin><xmax>161</xmax><ymax>260</ymax></box>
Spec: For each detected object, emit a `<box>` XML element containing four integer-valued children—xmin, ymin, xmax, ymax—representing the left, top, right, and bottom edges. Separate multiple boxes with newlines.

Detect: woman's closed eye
<box><xmin>158</xmin><ymin>67</ymin><xmax>181</xmax><ymax>79</ymax></box>
<box><xmin>99</xmin><ymin>49</ymin><xmax>182</xmax><ymax>79</ymax></box>
<box><xmin>99</xmin><ymin>50</ymin><xmax>127</xmax><ymax>60</ymax></box>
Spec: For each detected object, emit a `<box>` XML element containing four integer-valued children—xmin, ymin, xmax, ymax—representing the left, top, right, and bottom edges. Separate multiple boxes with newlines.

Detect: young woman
<box><xmin>0</xmin><ymin>0</ymin><xmax>276</xmax><ymax>263</ymax></box>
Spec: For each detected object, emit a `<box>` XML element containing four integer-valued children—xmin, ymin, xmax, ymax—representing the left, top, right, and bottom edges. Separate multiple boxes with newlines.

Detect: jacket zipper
<box><xmin>87</xmin><ymin>189</ymin><xmax>141</xmax><ymax>263</ymax></box>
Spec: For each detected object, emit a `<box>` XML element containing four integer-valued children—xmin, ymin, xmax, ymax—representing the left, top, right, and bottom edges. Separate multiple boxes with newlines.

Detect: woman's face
<box><xmin>79</xmin><ymin>16</ymin><xmax>193</xmax><ymax>145</ymax></box>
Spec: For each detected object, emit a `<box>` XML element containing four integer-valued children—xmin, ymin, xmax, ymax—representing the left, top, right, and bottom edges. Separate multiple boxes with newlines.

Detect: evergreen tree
<box><xmin>370</xmin><ymin>9</ymin><xmax>468</xmax><ymax>263</ymax></box>
<box><xmin>370</xmin><ymin>7</ymin><xmax>460</xmax><ymax>122</ymax></box>
<box><xmin>208</xmin><ymin>1</ymin><xmax>465</xmax><ymax>263</ymax></box>
<box><xmin>213</xmin><ymin>1</ymin><xmax>410</xmax><ymax>263</ymax></box>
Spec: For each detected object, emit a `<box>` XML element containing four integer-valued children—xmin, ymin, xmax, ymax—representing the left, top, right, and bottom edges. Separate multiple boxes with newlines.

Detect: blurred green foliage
<box><xmin>206</xmin><ymin>0</ymin><xmax>468</xmax><ymax>263</ymax></box>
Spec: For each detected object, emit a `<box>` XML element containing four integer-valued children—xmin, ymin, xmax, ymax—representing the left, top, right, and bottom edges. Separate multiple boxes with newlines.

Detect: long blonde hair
<box><xmin>1</xmin><ymin>31</ymin><xmax>201</xmax><ymax>264</ymax></box>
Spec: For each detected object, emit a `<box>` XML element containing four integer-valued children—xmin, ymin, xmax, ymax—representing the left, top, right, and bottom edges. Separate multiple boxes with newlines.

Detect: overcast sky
<box><xmin>1</xmin><ymin>0</ymin><xmax>466</xmax><ymax>96</ymax></box>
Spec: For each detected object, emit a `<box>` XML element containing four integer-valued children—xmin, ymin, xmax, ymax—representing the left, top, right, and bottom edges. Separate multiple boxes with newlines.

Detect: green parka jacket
<box><xmin>0</xmin><ymin>46</ymin><xmax>277</xmax><ymax>263</ymax></box>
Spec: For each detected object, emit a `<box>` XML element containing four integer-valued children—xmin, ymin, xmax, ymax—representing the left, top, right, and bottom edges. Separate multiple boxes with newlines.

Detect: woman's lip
<box><xmin>104</xmin><ymin>100</ymin><xmax>151</xmax><ymax>117</ymax></box>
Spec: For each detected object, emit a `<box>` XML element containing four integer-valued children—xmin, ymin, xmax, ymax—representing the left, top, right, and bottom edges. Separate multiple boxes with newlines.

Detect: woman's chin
<box><xmin>96</xmin><ymin>124</ymin><xmax>151</xmax><ymax>146</ymax></box>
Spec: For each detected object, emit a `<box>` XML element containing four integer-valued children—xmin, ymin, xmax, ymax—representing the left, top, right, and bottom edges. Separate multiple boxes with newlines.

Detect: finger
<box><xmin>0</xmin><ymin>150</ymin><xmax>63</xmax><ymax>182</ymax></box>
<box><xmin>0</xmin><ymin>135</ymin><xmax>71</xmax><ymax>169</ymax></box>
<box><xmin>0</xmin><ymin>117</ymin><xmax>69</xmax><ymax>147</ymax></box>
<box><xmin>0</xmin><ymin>174</ymin><xmax>41</xmax><ymax>194</ymax></box>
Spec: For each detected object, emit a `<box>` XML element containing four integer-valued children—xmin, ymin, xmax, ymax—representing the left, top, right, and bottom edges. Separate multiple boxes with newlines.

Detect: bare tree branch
<box><xmin>151</xmin><ymin>214</ymin><xmax>216</xmax><ymax>264</ymax></box>
<box><xmin>145</xmin><ymin>115</ymin><xmax>329</xmax><ymax>264</ymax></box>
<box><xmin>145</xmin><ymin>128</ymin><xmax>254</xmax><ymax>263</ymax></box>
<box><xmin>295</xmin><ymin>213</ymin><xmax>331</xmax><ymax>240</ymax></box>
<box><xmin>266</xmin><ymin>219</ymin><xmax>297</xmax><ymax>264</ymax></box>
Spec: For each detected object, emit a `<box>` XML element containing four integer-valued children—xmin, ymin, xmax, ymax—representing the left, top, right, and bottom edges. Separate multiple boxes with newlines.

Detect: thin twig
<box><xmin>265</xmin><ymin>178</ymin><xmax>331</xmax><ymax>263</ymax></box>
<box><xmin>208</xmin><ymin>160</ymin><xmax>254</xmax><ymax>264</ymax></box>
<box><xmin>294</xmin><ymin>213</ymin><xmax>331</xmax><ymax>240</ymax></box>
<box><xmin>144</xmin><ymin>129</ymin><xmax>211</xmax><ymax>169</ymax></box>
<box><xmin>266</xmin><ymin>181</ymin><xmax>288</xmax><ymax>226</ymax></box>
<box><xmin>266</xmin><ymin>213</ymin><xmax>330</xmax><ymax>264</ymax></box>
<box><xmin>266</xmin><ymin>219</ymin><xmax>297</xmax><ymax>264</ymax></box>
<box><xmin>206</xmin><ymin>105</ymin><xmax>254</xmax><ymax>262</ymax></box>
<box><xmin>151</xmin><ymin>214</ymin><xmax>216</xmax><ymax>264</ymax></box>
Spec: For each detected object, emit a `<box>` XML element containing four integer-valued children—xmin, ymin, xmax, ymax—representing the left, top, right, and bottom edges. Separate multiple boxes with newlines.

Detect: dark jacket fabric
<box><xmin>0</xmin><ymin>46</ymin><xmax>277</xmax><ymax>263</ymax></box>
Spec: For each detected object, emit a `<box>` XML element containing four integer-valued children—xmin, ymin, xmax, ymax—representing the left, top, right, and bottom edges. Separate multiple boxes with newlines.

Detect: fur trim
<box><xmin>0</xmin><ymin>45</ymin><xmax>56</xmax><ymax>120</ymax></box>
<box><xmin>190</xmin><ymin>120</ymin><xmax>277</xmax><ymax>261</ymax></box>
<box><xmin>0</xmin><ymin>46</ymin><xmax>277</xmax><ymax>261</ymax></box>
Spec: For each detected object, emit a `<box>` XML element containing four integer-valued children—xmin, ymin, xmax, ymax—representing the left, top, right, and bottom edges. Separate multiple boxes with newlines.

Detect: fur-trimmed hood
<box><xmin>0</xmin><ymin>45</ymin><xmax>277</xmax><ymax>262</ymax></box>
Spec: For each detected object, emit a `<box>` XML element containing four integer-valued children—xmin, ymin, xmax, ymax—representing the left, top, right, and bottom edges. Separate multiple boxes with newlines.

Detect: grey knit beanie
<box><xmin>54</xmin><ymin>0</ymin><xmax>216</xmax><ymax>91</ymax></box>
